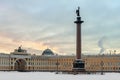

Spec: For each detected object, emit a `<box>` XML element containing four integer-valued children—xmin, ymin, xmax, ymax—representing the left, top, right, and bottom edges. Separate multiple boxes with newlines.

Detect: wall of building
<box><xmin>0</xmin><ymin>53</ymin><xmax>120</xmax><ymax>72</ymax></box>
<box><xmin>0</xmin><ymin>54</ymin><xmax>10</xmax><ymax>71</ymax></box>
<box><xmin>29</xmin><ymin>55</ymin><xmax>75</xmax><ymax>71</ymax></box>
<box><xmin>84</xmin><ymin>55</ymin><xmax>120</xmax><ymax>72</ymax></box>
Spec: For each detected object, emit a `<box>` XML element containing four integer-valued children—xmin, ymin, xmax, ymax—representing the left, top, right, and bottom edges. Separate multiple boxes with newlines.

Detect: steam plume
<box><xmin>98</xmin><ymin>36</ymin><xmax>106</xmax><ymax>54</ymax></box>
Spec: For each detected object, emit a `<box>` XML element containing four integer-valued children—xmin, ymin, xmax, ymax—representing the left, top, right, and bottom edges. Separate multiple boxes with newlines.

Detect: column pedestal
<box><xmin>73</xmin><ymin>59</ymin><xmax>85</xmax><ymax>71</ymax></box>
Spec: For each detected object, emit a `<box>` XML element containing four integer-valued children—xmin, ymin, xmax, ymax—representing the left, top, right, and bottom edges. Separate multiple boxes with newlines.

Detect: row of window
<box><xmin>86</xmin><ymin>57</ymin><xmax>120</xmax><ymax>61</ymax></box>
<box><xmin>0</xmin><ymin>60</ymin><xmax>9</xmax><ymax>65</ymax></box>
<box><xmin>86</xmin><ymin>62</ymin><xmax>120</xmax><ymax>66</ymax></box>
<box><xmin>0</xmin><ymin>66</ymin><xmax>9</xmax><ymax>70</ymax></box>
<box><xmin>28</xmin><ymin>62</ymin><xmax>72</xmax><ymax>66</ymax></box>
<box><xmin>28</xmin><ymin>67</ymin><xmax>71</xmax><ymax>70</ymax></box>
<box><xmin>86</xmin><ymin>67</ymin><xmax>120</xmax><ymax>70</ymax></box>
<box><xmin>31</xmin><ymin>59</ymin><xmax>74</xmax><ymax>61</ymax></box>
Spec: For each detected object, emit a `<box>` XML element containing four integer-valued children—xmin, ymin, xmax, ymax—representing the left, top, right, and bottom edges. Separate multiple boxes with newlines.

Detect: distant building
<box><xmin>0</xmin><ymin>47</ymin><xmax>120</xmax><ymax>72</ymax></box>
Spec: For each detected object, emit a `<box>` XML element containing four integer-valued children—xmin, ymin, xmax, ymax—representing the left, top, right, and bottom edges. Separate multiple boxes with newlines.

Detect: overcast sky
<box><xmin>0</xmin><ymin>0</ymin><xmax>120</xmax><ymax>55</ymax></box>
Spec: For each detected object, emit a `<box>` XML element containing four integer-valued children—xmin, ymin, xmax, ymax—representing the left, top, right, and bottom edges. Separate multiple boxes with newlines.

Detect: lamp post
<box><xmin>100</xmin><ymin>61</ymin><xmax>104</xmax><ymax>75</ymax></box>
<box><xmin>9</xmin><ymin>54</ymin><xmax>11</xmax><ymax>71</ymax></box>
<box><xmin>56</xmin><ymin>54</ymin><xmax>59</xmax><ymax>74</ymax></box>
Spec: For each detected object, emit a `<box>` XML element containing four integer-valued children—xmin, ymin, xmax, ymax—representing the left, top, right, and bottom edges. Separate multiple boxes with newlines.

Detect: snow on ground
<box><xmin>0</xmin><ymin>71</ymin><xmax>120</xmax><ymax>80</ymax></box>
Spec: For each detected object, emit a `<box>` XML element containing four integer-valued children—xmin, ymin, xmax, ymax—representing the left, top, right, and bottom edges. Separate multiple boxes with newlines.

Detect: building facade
<box><xmin>0</xmin><ymin>47</ymin><xmax>120</xmax><ymax>72</ymax></box>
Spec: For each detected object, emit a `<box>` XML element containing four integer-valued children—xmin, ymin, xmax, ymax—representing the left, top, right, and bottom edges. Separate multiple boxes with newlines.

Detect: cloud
<box><xmin>0</xmin><ymin>0</ymin><xmax>120</xmax><ymax>55</ymax></box>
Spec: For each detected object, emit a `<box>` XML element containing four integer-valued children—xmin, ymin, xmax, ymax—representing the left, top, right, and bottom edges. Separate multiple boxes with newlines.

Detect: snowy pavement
<box><xmin>0</xmin><ymin>71</ymin><xmax>120</xmax><ymax>80</ymax></box>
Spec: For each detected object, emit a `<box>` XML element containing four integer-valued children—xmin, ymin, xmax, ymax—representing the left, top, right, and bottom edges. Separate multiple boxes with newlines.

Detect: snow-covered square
<box><xmin>0</xmin><ymin>72</ymin><xmax>120</xmax><ymax>80</ymax></box>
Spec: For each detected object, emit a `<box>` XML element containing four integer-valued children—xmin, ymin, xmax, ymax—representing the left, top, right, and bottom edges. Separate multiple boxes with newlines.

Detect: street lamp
<box><xmin>100</xmin><ymin>61</ymin><xmax>104</xmax><ymax>75</ymax></box>
<box><xmin>9</xmin><ymin>54</ymin><xmax>11</xmax><ymax>71</ymax></box>
<box><xmin>56</xmin><ymin>54</ymin><xmax>59</xmax><ymax>74</ymax></box>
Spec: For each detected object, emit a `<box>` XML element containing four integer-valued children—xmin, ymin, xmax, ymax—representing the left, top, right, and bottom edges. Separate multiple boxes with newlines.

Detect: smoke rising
<box><xmin>98</xmin><ymin>36</ymin><xmax>106</xmax><ymax>54</ymax></box>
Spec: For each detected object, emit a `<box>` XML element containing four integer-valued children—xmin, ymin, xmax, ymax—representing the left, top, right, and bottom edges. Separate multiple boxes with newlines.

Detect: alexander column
<box><xmin>73</xmin><ymin>7</ymin><xmax>85</xmax><ymax>72</ymax></box>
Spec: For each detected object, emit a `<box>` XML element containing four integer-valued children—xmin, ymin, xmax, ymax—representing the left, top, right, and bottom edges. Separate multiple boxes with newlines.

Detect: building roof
<box><xmin>42</xmin><ymin>48</ymin><xmax>54</xmax><ymax>56</ymax></box>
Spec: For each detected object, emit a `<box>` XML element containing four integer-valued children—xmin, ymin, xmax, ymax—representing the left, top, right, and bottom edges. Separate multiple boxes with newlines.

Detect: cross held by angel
<box><xmin>76</xmin><ymin>7</ymin><xmax>80</xmax><ymax>16</ymax></box>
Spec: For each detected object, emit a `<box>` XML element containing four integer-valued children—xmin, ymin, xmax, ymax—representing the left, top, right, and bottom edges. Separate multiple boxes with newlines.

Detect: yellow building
<box><xmin>0</xmin><ymin>47</ymin><xmax>120</xmax><ymax>72</ymax></box>
<box><xmin>84</xmin><ymin>55</ymin><xmax>120</xmax><ymax>72</ymax></box>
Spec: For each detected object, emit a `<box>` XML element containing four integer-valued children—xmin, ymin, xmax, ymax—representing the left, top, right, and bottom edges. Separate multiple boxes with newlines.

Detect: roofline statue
<box><xmin>18</xmin><ymin>45</ymin><xmax>22</xmax><ymax>52</ymax></box>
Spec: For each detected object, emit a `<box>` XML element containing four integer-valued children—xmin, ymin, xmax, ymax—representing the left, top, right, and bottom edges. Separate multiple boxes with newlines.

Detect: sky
<box><xmin>0</xmin><ymin>0</ymin><xmax>120</xmax><ymax>55</ymax></box>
